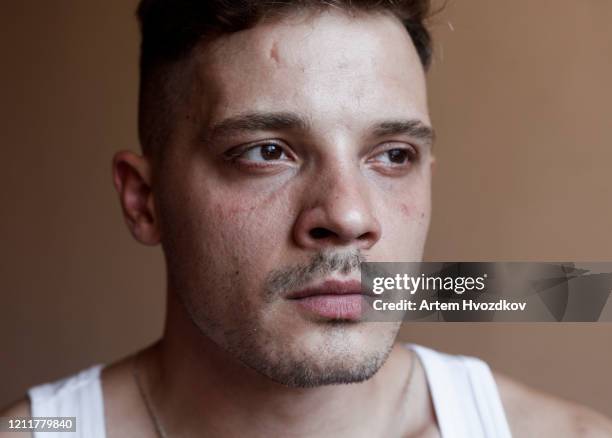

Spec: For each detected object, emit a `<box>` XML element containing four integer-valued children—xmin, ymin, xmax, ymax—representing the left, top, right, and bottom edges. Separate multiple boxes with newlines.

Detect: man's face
<box><xmin>155</xmin><ymin>10</ymin><xmax>433</xmax><ymax>386</ymax></box>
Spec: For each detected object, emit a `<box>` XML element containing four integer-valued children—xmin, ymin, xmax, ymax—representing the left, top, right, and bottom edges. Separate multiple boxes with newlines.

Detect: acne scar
<box><xmin>217</xmin><ymin>201</ymin><xmax>259</xmax><ymax>220</ymax></box>
<box><xmin>269</xmin><ymin>42</ymin><xmax>280</xmax><ymax>65</ymax></box>
<box><xmin>400</xmin><ymin>203</ymin><xmax>412</xmax><ymax>217</ymax></box>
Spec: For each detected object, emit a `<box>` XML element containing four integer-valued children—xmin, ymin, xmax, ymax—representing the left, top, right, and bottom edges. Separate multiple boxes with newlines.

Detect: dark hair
<box><xmin>136</xmin><ymin>0</ymin><xmax>433</xmax><ymax>156</ymax></box>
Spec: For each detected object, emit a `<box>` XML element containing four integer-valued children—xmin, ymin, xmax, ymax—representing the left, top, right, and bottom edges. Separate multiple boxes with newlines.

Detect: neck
<box><xmin>139</xmin><ymin>292</ymin><xmax>422</xmax><ymax>438</ymax></box>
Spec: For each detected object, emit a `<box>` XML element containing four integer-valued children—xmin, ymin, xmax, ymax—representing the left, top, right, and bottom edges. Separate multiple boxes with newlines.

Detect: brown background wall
<box><xmin>1</xmin><ymin>0</ymin><xmax>611</xmax><ymax>417</ymax></box>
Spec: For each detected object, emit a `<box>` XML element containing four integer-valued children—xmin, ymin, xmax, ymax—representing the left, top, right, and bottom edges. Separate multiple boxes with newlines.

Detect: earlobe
<box><xmin>112</xmin><ymin>151</ymin><xmax>161</xmax><ymax>245</ymax></box>
<box><xmin>430</xmin><ymin>155</ymin><xmax>436</xmax><ymax>176</ymax></box>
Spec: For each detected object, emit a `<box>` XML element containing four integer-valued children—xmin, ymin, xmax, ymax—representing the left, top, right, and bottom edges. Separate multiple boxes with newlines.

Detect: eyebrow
<box><xmin>207</xmin><ymin>112</ymin><xmax>310</xmax><ymax>140</ymax></box>
<box><xmin>372</xmin><ymin>119</ymin><xmax>435</xmax><ymax>147</ymax></box>
<box><xmin>205</xmin><ymin>111</ymin><xmax>434</xmax><ymax>146</ymax></box>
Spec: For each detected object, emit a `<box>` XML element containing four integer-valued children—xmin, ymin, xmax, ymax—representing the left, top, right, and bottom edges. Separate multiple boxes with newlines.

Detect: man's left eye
<box><xmin>241</xmin><ymin>144</ymin><xmax>289</xmax><ymax>162</ymax></box>
<box><xmin>373</xmin><ymin>148</ymin><xmax>415</xmax><ymax>165</ymax></box>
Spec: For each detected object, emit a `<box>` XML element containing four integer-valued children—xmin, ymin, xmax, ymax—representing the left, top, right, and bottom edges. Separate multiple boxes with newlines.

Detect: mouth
<box><xmin>286</xmin><ymin>279</ymin><xmax>369</xmax><ymax>320</ymax></box>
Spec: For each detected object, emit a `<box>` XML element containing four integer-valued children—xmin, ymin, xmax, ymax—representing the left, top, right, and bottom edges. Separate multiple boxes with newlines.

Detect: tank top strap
<box><xmin>408</xmin><ymin>344</ymin><xmax>513</xmax><ymax>438</ymax></box>
<box><xmin>28</xmin><ymin>363</ymin><xmax>107</xmax><ymax>438</ymax></box>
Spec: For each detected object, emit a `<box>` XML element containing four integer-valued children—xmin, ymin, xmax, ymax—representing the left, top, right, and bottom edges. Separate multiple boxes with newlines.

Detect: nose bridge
<box><xmin>318</xmin><ymin>161</ymin><xmax>368</xmax><ymax>216</ymax></box>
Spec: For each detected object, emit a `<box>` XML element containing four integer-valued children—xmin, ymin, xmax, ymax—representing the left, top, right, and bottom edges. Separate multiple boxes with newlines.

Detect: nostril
<box><xmin>358</xmin><ymin>231</ymin><xmax>374</xmax><ymax>241</ymax></box>
<box><xmin>310</xmin><ymin>227</ymin><xmax>334</xmax><ymax>239</ymax></box>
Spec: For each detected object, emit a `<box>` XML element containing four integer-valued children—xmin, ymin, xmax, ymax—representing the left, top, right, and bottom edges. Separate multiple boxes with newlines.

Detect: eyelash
<box><xmin>369</xmin><ymin>144</ymin><xmax>419</xmax><ymax>165</ymax></box>
<box><xmin>224</xmin><ymin>141</ymin><xmax>419</xmax><ymax>168</ymax></box>
<box><xmin>224</xmin><ymin>141</ymin><xmax>292</xmax><ymax>165</ymax></box>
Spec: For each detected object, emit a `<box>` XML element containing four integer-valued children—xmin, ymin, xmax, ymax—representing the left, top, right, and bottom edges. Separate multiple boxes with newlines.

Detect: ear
<box><xmin>112</xmin><ymin>151</ymin><xmax>160</xmax><ymax>245</ymax></box>
<box><xmin>430</xmin><ymin>154</ymin><xmax>437</xmax><ymax>176</ymax></box>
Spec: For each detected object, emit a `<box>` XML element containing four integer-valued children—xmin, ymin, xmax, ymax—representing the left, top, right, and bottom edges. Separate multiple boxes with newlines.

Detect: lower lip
<box><xmin>292</xmin><ymin>294</ymin><xmax>364</xmax><ymax>320</ymax></box>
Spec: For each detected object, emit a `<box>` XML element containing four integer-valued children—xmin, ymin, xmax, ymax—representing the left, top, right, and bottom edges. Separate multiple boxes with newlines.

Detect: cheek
<box><xmin>399</xmin><ymin>202</ymin><xmax>414</xmax><ymax>218</ymax></box>
<box><xmin>210</xmin><ymin>192</ymin><xmax>288</xmax><ymax>244</ymax></box>
<box><xmin>196</xmin><ymin>189</ymin><xmax>295</xmax><ymax>282</ymax></box>
<box><xmin>392</xmin><ymin>186</ymin><xmax>430</xmax><ymax>220</ymax></box>
<box><xmin>377</xmin><ymin>183</ymin><xmax>431</xmax><ymax>257</ymax></box>
<box><xmin>161</xmin><ymin>190</ymin><xmax>291</xmax><ymax>317</ymax></box>
<box><xmin>399</xmin><ymin>198</ymin><xmax>430</xmax><ymax>223</ymax></box>
<box><xmin>394</xmin><ymin>200</ymin><xmax>429</xmax><ymax>234</ymax></box>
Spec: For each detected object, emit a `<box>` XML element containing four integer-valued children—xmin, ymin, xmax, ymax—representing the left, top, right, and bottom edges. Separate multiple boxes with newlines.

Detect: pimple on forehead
<box><xmin>269</xmin><ymin>41</ymin><xmax>281</xmax><ymax>65</ymax></box>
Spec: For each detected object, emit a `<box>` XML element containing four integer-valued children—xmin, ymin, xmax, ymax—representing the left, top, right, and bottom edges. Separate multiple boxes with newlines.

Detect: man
<box><xmin>2</xmin><ymin>0</ymin><xmax>612</xmax><ymax>436</ymax></box>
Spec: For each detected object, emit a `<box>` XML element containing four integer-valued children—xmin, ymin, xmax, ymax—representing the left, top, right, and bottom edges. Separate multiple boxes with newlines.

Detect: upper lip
<box><xmin>286</xmin><ymin>279</ymin><xmax>368</xmax><ymax>299</ymax></box>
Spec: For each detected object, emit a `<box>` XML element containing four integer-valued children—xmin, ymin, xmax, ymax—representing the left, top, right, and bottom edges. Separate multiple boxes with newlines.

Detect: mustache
<box><xmin>263</xmin><ymin>249</ymin><xmax>367</xmax><ymax>300</ymax></box>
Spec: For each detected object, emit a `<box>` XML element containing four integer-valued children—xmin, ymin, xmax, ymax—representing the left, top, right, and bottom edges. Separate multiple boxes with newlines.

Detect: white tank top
<box><xmin>28</xmin><ymin>344</ymin><xmax>512</xmax><ymax>438</ymax></box>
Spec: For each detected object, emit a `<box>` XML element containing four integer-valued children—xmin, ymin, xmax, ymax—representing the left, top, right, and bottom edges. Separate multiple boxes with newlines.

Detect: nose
<box><xmin>293</xmin><ymin>167</ymin><xmax>382</xmax><ymax>251</ymax></box>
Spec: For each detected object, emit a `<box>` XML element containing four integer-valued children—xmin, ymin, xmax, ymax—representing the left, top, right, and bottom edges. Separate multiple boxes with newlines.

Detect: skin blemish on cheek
<box><xmin>225</xmin><ymin>203</ymin><xmax>258</xmax><ymax>217</ymax></box>
<box><xmin>400</xmin><ymin>203</ymin><xmax>412</xmax><ymax>217</ymax></box>
<box><xmin>213</xmin><ymin>197</ymin><xmax>264</xmax><ymax>223</ymax></box>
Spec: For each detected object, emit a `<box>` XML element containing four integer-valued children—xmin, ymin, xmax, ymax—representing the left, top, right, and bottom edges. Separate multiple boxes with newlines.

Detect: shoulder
<box><xmin>0</xmin><ymin>398</ymin><xmax>32</xmax><ymax>438</ymax></box>
<box><xmin>0</xmin><ymin>397</ymin><xmax>31</xmax><ymax>416</ymax></box>
<box><xmin>494</xmin><ymin>371</ymin><xmax>612</xmax><ymax>437</ymax></box>
<box><xmin>0</xmin><ymin>354</ymin><xmax>147</xmax><ymax>438</ymax></box>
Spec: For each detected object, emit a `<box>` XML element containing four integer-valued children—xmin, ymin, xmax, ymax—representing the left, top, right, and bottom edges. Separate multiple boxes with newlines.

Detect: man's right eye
<box><xmin>240</xmin><ymin>144</ymin><xmax>288</xmax><ymax>162</ymax></box>
<box><xmin>225</xmin><ymin>142</ymin><xmax>294</xmax><ymax>164</ymax></box>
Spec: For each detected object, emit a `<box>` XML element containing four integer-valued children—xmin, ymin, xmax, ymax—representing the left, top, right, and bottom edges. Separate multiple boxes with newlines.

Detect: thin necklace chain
<box><xmin>132</xmin><ymin>350</ymin><xmax>169</xmax><ymax>438</ymax></box>
<box><xmin>131</xmin><ymin>347</ymin><xmax>418</xmax><ymax>438</ymax></box>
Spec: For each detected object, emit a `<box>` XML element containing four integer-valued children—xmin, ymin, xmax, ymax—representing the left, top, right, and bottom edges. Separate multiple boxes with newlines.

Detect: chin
<box><xmin>228</xmin><ymin>319</ymin><xmax>400</xmax><ymax>388</ymax></box>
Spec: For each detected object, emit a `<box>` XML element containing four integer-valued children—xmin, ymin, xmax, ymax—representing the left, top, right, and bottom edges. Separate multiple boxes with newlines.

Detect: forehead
<box><xmin>192</xmin><ymin>9</ymin><xmax>429</xmax><ymax>128</ymax></box>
